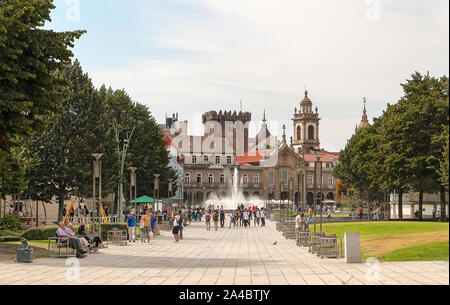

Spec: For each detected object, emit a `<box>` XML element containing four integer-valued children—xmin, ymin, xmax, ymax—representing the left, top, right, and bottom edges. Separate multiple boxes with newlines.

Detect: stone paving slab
<box><xmin>0</xmin><ymin>220</ymin><xmax>448</xmax><ymax>285</ymax></box>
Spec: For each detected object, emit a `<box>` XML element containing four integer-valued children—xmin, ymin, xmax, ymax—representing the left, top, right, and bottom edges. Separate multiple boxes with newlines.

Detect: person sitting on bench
<box><xmin>56</xmin><ymin>222</ymin><xmax>86</xmax><ymax>258</ymax></box>
<box><xmin>77</xmin><ymin>224</ymin><xmax>104</xmax><ymax>248</ymax></box>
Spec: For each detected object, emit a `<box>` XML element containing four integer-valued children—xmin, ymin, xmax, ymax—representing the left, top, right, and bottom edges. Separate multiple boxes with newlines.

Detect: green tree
<box><xmin>334</xmin><ymin>122</ymin><xmax>384</xmax><ymax>218</ymax></box>
<box><xmin>27</xmin><ymin>61</ymin><xmax>118</xmax><ymax>221</ymax></box>
<box><xmin>0</xmin><ymin>0</ymin><xmax>85</xmax><ymax>185</ymax></box>
<box><xmin>104</xmin><ymin>88</ymin><xmax>177</xmax><ymax>212</ymax></box>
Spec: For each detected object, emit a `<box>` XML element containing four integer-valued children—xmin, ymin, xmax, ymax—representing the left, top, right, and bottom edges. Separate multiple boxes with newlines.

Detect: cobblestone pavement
<box><xmin>0</xmin><ymin>220</ymin><xmax>448</xmax><ymax>285</ymax></box>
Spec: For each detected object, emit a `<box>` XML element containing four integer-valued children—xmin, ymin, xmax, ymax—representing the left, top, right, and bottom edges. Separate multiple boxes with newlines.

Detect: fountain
<box><xmin>204</xmin><ymin>167</ymin><xmax>265</xmax><ymax>211</ymax></box>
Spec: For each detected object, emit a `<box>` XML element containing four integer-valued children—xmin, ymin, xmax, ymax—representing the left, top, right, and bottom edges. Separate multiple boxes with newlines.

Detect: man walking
<box><xmin>126</xmin><ymin>212</ymin><xmax>137</xmax><ymax>243</ymax></box>
<box><xmin>213</xmin><ymin>211</ymin><xmax>219</xmax><ymax>231</ymax></box>
<box><xmin>295</xmin><ymin>213</ymin><xmax>305</xmax><ymax>245</ymax></box>
<box><xmin>205</xmin><ymin>210</ymin><xmax>211</xmax><ymax>231</ymax></box>
<box><xmin>172</xmin><ymin>211</ymin><xmax>182</xmax><ymax>242</ymax></box>
<box><xmin>220</xmin><ymin>209</ymin><xmax>225</xmax><ymax>228</ymax></box>
<box><xmin>260</xmin><ymin>208</ymin><xmax>266</xmax><ymax>227</ymax></box>
<box><xmin>142</xmin><ymin>210</ymin><xmax>152</xmax><ymax>243</ymax></box>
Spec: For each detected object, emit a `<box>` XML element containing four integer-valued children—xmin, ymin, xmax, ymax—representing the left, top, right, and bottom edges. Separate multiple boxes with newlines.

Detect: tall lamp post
<box><xmin>130</xmin><ymin>167</ymin><xmax>137</xmax><ymax>214</ymax></box>
<box><xmin>153</xmin><ymin>174</ymin><xmax>160</xmax><ymax>212</ymax></box>
<box><xmin>319</xmin><ymin>161</ymin><xmax>323</xmax><ymax>233</ymax></box>
<box><xmin>289</xmin><ymin>177</ymin><xmax>293</xmax><ymax>229</ymax></box>
<box><xmin>92</xmin><ymin>153</ymin><xmax>103</xmax><ymax>236</ymax></box>
<box><xmin>168</xmin><ymin>178</ymin><xmax>173</xmax><ymax>211</ymax></box>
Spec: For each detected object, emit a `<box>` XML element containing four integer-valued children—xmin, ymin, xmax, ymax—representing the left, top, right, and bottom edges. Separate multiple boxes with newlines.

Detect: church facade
<box><xmin>165</xmin><ymin>91</ymin><xmax>343</xmax><ymax>208</ymax></box>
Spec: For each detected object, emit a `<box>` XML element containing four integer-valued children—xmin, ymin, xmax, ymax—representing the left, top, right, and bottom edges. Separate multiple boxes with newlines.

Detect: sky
<box><xmin>47</xmin><ymin>0</ymin><xmax>449</xmax><ymax>152</ymax></box>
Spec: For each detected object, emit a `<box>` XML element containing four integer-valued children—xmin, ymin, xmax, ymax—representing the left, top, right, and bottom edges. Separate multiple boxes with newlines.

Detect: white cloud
<box><xmin>90</xmin><ymin>0</ymin><xmax>449</xmax><ymax>152</ymax></box>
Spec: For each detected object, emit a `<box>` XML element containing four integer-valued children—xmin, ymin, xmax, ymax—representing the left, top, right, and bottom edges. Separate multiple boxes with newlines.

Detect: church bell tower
<box><xmin>292</xmin><ymin>90</ymin><xmax>321</xmax><ymax>154</ymax></box>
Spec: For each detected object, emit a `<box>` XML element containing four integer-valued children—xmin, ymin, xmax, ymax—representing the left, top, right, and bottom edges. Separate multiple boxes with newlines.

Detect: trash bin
<box><xmin>17</xmin><ymin>239</ymin><xmax>34</xmax><ymax>263</ymax></box>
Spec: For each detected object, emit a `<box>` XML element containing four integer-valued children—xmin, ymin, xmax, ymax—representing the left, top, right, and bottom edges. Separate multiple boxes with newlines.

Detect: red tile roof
<box><xmin>319</xmin><ymin>155</ymin><xmax>333</xmax><ymax>162</ymax></box>
<box><xmin>235</xmin><ymin>150</ymin><xmax>274</xmax><ymax>164</ymax></box>
<box><xmin>302</xmin><ymin>154</ymin><xmax>318</xmax><ymax>162</ymax></box>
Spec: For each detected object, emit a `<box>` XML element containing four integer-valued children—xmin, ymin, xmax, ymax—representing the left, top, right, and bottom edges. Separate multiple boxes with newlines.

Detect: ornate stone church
<box><xmin>164</xmin><ymin>91</ymin><xmax>369</xmax><ymax>208</ymax></box>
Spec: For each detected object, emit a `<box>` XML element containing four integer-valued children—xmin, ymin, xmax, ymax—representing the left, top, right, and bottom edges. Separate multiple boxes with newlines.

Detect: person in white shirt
<box><xmin>243</xmin><ymin>209</ymin><xmax>250</xmax><ymax>228</ymax></box>
<box><xmin>260</xmin><ymin>209</ymin><xmax>266</xmax><ymax>227</ymax></box>
<box><xmin>295</xmin><ymin>213</ymin><xmax>304</xmax><ymax>233</ymax></box>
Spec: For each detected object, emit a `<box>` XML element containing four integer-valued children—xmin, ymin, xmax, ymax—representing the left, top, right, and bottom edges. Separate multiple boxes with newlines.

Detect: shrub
<box><xmin>21</xmin><ymin>226</ymin><xmax>58</xmax><ymax>241</ymax></box>
<box><xmin>90</xmin><ymin>223</ymin><xmax>128</xmax><ymax>240</ymax></box>
<box><xmin>0</xmin><ymin>215</ymin><xmax>22</xmax><ymax>231</ymax></box>
<box><xmin>20</xmin><ymin>223</ymin><xmax>128</xmax><ymax>241</ymax></box>
<box><xmin>0</xmin><ymin>236</ymin><xmax>21</xmax><ymax>242</ymax></box>
<box><xmin>0</xmin><ymin>230</ymin><xmax>22</xmax><ymax>237</ymax></box>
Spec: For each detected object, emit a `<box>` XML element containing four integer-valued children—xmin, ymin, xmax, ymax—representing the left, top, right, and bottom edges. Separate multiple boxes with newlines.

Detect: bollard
<box><xmin>344</xmin><ymin>233</ymin><xmax>361</xmax><ymax>263</ymax></box>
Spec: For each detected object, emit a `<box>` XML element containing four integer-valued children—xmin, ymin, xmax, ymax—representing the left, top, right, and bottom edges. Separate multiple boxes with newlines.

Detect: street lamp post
<box><xmin>154</xmin><ymin>174</ymin><xmax>160</xmax><ymax>212</ymax></box>
<box><xmin>168</xmin><ymin>178</ymin><xmax>173</xmax><ymax>211</ymax></box>
<box><xmin>92</xmin><ymin>153</ymin><xmax>103</xmax><ymax>237</ymax></box>
<box><xmin>130</xmin><ymin>167</ymin><xmax>137</xmax><ymax>214</ymax></box>
<box><xmin>319</xmin><ymin>161</ymin><xmax>323</xmax><ymax>233</ymax></box>
<box><xmin>289</xmin><ymin>177</ymin><xmax>293</xmax><ymax>230</ymax></box>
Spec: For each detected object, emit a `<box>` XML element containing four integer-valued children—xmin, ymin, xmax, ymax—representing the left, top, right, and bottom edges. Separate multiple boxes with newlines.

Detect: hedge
<box><xmin>0</xmin><ymin>236</ymin><xmax>22</xmax><ymax>242</ymax></box>
<box><xmin>20</xmin><ymin>223</ymin><xmax>128</xmax><ymax>241</ymax></box>
<box><xmin>0</xmin><ymin>230</ymin><xmax>22</xmax><ymax>237</ymax></box>
<box><xmin>90</xmin><ymin>223</ymin><xmax>128</xmax><ymax>240</ymax></box>
<box><xmin>21</xmin><ymin>226</ymin><xmax>58</xmax><ymax>241</ymax></box>
<box><xmin>0</xmin><ymin>215</ymin><xmax>22</xmax><ymax>231</ymax></box>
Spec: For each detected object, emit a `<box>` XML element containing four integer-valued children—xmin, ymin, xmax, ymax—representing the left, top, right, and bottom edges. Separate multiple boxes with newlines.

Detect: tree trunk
<box><xmin>58</xmin><ymin>190</ymin><xmax>65</xmax><ymax>223</ymax></box>
<box><xmin>398</xmin><ymin>189</ymin><xmax>403</xmax><ymax>219</ymax></box>
<box><xmin>418</xmin><ymin>191</ymin><xmax>423</xmax><ymax>221</ymax></box>
<box><xmin>440</xmin><ymin>185</ymin><xmax>447</xmax><ymax>222</ymax></box>
<box><xmin>42</xmin><ymin>201</ymin><xmax>47</xmax><ymax>225</ymax></box>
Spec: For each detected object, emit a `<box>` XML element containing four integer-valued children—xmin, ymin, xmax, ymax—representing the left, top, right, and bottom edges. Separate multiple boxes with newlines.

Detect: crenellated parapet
<box><xmin>202</xmin><ymin>111</ymin><xmax>252</xmax><ymax>124</ymax></box>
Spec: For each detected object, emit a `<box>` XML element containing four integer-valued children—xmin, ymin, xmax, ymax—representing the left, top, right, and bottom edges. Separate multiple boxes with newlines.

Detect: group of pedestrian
<box><xmin>126</xmin><ymin>210</ymin><xmax>158</xmax><ymax>244</ymax></box>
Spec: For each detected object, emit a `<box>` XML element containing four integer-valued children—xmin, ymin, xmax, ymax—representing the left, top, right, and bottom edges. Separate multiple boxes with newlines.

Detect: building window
<box><xmin>307</xmin><ymin>175</ymin><xmax>313</xmax><ymax>186</ymax></box>
<box><xmin>282</xmin><ymin>170</ymin><xmax>288</xmax><ymax>185</ymax></box>
<box><xmin>208</xmin><ymin>173</ymin><xmax>214</xmax><ymax>185</ymax></box>
<box><xmin>243</xmin><ymin>175</ymin><xmax>248</xmax><ymax>184</ymax></box>
<box><xmin>227</xmin><ymin>156</ymin><xmax>232</xmax><ymax>164</ymax></box>
<box><xmin>297</xmin><ymin>125</ymin><xmax>301</xmax><ymax>141</ymax></box>
<box><xmin>308</xmin><ymin>125</ymin><xmax>315</xmax><ymax>140</ymax></box>
<box><xmin>325</xmin><ymin>163</ymin><xmax>330</xmax><ymax>168</ymax></box>
<box><xmin>328</xmin><ymin>176</ymin><xmax>333</xmax><ymax>187</ymax></box>
<box><xmin>254</xmin><ymin>175</ymin><xmax>260</xmax><ymax>184</ymax></box>
<box><xmin>204</xmin><ymin>156</ymin><xmax>209</xmax><ymax>163</ymax></box>
<box><xmin>196</xmin><ymin>173</ymin><xmax>202</xmax><ymax>184</ymax></box>
<box><xmin>184</xmin><ymin>173</ymin><xmax>190</xmax><ymax>184</ymax></box>
<box><xmin>220</xmin><ymin>174</ymin><xmax>225</xmax><ymax>184</ymax></box>
<box><xmin>269</xmin><ymin>171</ymin><xmax>274</xmax><ymax>185</ymax></box>
<box><xmin>192</xmin><ymin>156</ymin><xmax>197</xmax><ymax>164</ymax></box>
<box><xmin>216</xmin><ymin>156</ymin><xmax>220</xmax><ymax>164</ymax></box>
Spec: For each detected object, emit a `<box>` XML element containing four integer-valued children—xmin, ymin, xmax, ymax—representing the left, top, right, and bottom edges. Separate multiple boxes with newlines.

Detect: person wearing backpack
<box><xmin>205</xmin><ymin>211</ymin><xmax>211</xmax><ymax>231</ymax></box>
<box><xmin>213</xmin><ymin>211</ymin><xmax>220</xmax><ymax>231</ymax></box>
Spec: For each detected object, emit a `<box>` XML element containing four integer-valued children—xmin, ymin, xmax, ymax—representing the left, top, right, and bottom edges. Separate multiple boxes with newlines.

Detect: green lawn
<box><xmin>319</xmin><ymin>221</ymin><xmax>449</xmax><ymax>262</ymax></box>
<box><xmin>381</xmin><ymin>241</ymin><xmax>449</xmax><ymax>262</ymax></box>
<box><xmin>321</xmin><ymin>221</ymin><xmax>449</xmax><ymax>239</ymax></box>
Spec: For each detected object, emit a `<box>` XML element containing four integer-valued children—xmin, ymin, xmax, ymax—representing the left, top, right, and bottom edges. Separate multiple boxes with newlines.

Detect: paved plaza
<box><xmin>0</xmin><ymin>220</ymin><xmax>448</xmax><ymax>285</ymax></box>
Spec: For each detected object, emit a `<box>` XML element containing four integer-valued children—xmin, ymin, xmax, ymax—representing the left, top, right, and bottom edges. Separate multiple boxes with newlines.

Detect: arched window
<box><xmin>308</xmin><ymin>125</ymin><xmax>315</xmax><ymax>140</ymax></box>
<box><xmin>296</xmin><ymin>125</ymin><xmax>301</xmax><ymax>141</ymax></box>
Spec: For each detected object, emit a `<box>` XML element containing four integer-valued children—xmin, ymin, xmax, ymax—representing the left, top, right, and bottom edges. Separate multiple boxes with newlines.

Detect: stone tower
<box><xmin>202</xmin><ymin>110</ymin><xmax>252</xmax><ymax>154</ymax></box>
<box><xmin>292</xmin><ymin>91</ymin><xmax>321</xmax><ymax>154</ymax></box>
<box><xmin>355</xmin><ymin>98</ymin><xmax>370</xmax><ymax>133</ymax></box>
